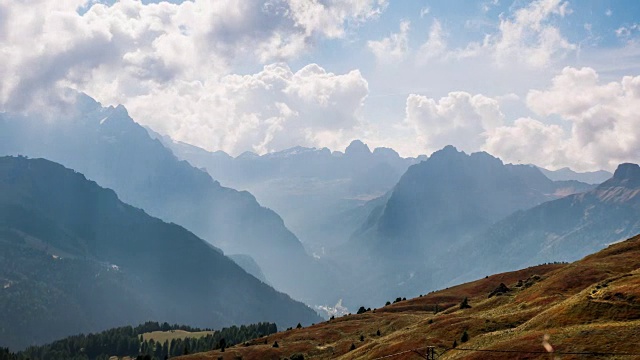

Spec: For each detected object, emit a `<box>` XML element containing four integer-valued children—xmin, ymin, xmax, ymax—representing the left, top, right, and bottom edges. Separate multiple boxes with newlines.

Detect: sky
<box><xmin>1</xmin><ymin>0</ymin><xmax>639</xmax><ymax>171</ymax></box>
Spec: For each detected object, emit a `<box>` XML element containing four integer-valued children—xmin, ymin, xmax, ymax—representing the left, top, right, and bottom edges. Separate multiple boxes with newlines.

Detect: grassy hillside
<box><xmin>181</xmin><ymin>234</ymin><xmax>640</xmax><ymax>359</ymax></box>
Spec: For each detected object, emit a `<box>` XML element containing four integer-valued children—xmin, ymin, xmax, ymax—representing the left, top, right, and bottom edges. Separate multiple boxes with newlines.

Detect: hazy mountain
<box><xmin>229</xmin><ymin>254</ymin><xmax>270</xmax><ymax>285</ymax></box>
<box><xmin>0</xmin><ymin>156</ymin><xmax>321</xmax><ymax>350</ymax></box>
<box><xmin>0</xmin><ymin>94</ymin><xmax>330</xmax><ymax>305</ymax></box>
<box><xmin>334</xmin><ymin>146</ymin><xmax>594</xmax><ymax>306</ymax></box>
<box><xmin>468</xmin><ymin>162</ymin><xmax>640</xmax><ymax>278</ymax></box>
<box><xmin>538</xmin><ymin>166</ymin><xmax>612</xmax><ymax>184</ymax></box>
<box><xmin>155</xmin><ymin>134</ymin><xmax>422</xmax><ymax>252</ymax></box>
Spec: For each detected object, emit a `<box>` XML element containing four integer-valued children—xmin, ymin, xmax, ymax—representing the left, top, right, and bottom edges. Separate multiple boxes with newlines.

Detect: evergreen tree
<box><xmin>461</xmin><ymin>330</ymin><xmax>469</xmax><ymax>343</ymax></box>
<box><xmin>460</xmin><ymin>297</ymin><xmax>471</xmax><ymax>309</ymax></box>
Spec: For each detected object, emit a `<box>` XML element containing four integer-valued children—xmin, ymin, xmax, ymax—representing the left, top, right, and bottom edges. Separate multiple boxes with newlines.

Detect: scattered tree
<box><xmin>360</xmin><ymin>335</ymin><xmax>364</xmax><ymax>342</ymax></box>
<box><xmin>350</xmin><ymin>343</ymin><xmax>356</xmax><ymax>351</ymax></box>
<box><xmin>296</xmin><ymin>323</ymin><xmax>302</xmax><ymax>329</ymax></box>
<box><xmin>460</xmin><ymin>297</ymin><xmax>471</xmax><ymax>309</ymax></box>
<box><xmin>461</xmin><ymin>330</ymin><xmax>469</xmax><ymax>343</ymax></box>
<box><xmin>273</xmin><ymin>341</ymin><xmax>279</xmax><ymax>348</ymax></box>
<box><xmin>452</xmin><ymin>340</ymin><xmax>458</xmax><ymax>348</ymax></box>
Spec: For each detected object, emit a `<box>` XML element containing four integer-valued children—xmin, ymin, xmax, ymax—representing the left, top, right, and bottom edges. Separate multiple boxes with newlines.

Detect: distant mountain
<box><xmin>155</xmin><ymin>134</ymin><xmax>422</xmax><ymax>251</ymax></box>
<box><xmin>229</xmin><ymin>254</ymin><xmax>270</xmax><ymax>285</ymax></box>
<box><xmin>538</xmin><ymin>166</ymin><xmax>612</xmax><ymax>184</ymax></box>
<box><xmin>468</xmin><ymin>162</ymin><xmax>640</xmax><ymax>279</ymax></box>
<box><xmin>335</xmin><ymin>146</ymin><xmax>594</xmax><ymax>306</ymax></box>
<box><xmin>0</xmin><ymin>94</ymin><xmax>330</xmax><ymax>305</ymax></box>
<box><xmin>0</xmin><ymin>156</ymin><xmax>321</xmax><ymax>350</ymax></box>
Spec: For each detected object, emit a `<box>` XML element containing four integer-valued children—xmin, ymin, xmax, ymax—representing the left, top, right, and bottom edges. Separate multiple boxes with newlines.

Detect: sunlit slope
<box><xmin>182</xmin><ymin>234</ymin><xmax>640</xmax><ymax>359</ymax></box>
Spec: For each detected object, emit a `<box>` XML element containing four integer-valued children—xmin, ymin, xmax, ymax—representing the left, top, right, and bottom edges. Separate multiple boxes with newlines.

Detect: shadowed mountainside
<box><xmin>0</xmin><ymin>94</ymin><xmax>332</xmax><ymax>305</ymax></box>
<box><xmin>0</xmin><ymin>156</ymin><xmax>321</xmax><ymax>350</ymax></box>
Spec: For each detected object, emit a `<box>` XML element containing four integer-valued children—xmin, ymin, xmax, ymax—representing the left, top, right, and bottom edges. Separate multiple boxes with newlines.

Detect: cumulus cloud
<box><xmin>525</xmin><ymin>67</ymin><xmax>640</xmax><ymax>170</ymax></box>
<box><xmin>484</xmin><ymin>117</ymin><xmax>569</xmax><ymax>168</ymax></box>
<box><xmin>123</xmin><ymin>63</ymin><xmax>369</xmax><ymax>155</ymax></box>
<box><xmin>0</xmin><ymin>0</ymin><xmax>385</xmax><ymax>106</ymax></box>
<box><xmin>446</xmin><ymin>0</ymin><xmax>574</xmax><ymax>68</ymax></box>
<box><xmin>0</xmin><ymin>0</ymin><xmax>384</xmax><ymax>153</ymax></box>
<box><xmin>367</xmin><ymin>20</ymin><xmax>410</xmax><ymax>63</ymax></box>
<box><xmin>405</xmin><ymin>91</ymin><xmax>504</xmax><ymax>154</ymax></box>
<box><xmin>402</xmin><ymin>66</ymin><xmax>640</xmax><ymax>171</ymax></box>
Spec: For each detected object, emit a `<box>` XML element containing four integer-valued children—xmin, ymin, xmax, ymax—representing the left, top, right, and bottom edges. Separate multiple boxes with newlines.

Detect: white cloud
<box><xmin>0</xmin><ymin>0</ymin><xmax>385</xmax><ymax>112</ymax></box>
<box><xmin>367</xmin><ymin>20</ymin><xmax>410</xmax><ymax>63</ymax></box>
<box><xmin>491</xmin><ymin>0</ymin><xmax>574</xmax><ymax>67</ymax></box>
<box><xmin>123</xmin><ymin>63</ymin><xmax>369</xmax><ymax>156</ymax></box>
<box><xmin>524</xmin><ymin>67</ymin><xmax>640</xmax><ymax>170</ymax></box>
<box><xmin>416</xmin><ymin>19</ymin><xmax>446</xmax><ymax>64</ymax></box>
<box><xmin>485</xmin><ymin>67</ymin><xmax>640</xmax><ymax>171</ymax></box>
<box><xmin>419</xmin><ymin>7</ymin><xmax>430</xmax><ymax>18</ymax></box>
<box><xmin>484</xmin><ymin>117</ymin><xmax>568</xmax><ymax>168</ymax></box>
<box><xmin>402</xmin><ymin>67</ymin><xmax>640</xmax><ymax>171</ymax></box>
<box><xmin>405</xmin><ymin>91</ymin><xmax>504</xmax><ymax>154</ymax></box>
<box><xmin>444</xmin><ymin>0</ymin><xmax>574</xmax><ymax>68</ymax></box>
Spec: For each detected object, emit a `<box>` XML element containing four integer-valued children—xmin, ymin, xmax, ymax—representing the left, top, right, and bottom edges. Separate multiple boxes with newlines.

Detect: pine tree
<box><xmin>460</xmin><ymin>297</ymin><xmax>471</xmax><ymax>309</ymax></box>
<box><xmin>461</xmin><ymin>330</ymin><xmax>469</xmax><ymax>343</ymax></box>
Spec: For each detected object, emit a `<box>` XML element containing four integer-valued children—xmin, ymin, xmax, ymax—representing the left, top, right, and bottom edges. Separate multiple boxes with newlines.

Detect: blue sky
<box><xmin>2</xmin><ymin>0</ymin><xmax>640</xmax><ymax>170</ymax></box>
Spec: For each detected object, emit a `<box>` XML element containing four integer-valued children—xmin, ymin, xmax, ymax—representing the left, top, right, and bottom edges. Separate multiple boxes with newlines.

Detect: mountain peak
<box><xmin>429</xmin><ymin>145</ymin><xmax>464</xmax><ymax>161</ymax></box>
<box><xmin>345</xmin><ymin>140</ymin><xmax>371</xmax><ymax>156</ymax></box>
<box><xmin>608</xmin><ymin>163</ymin><xmax>640</xmax><ymax>188</ymax></box>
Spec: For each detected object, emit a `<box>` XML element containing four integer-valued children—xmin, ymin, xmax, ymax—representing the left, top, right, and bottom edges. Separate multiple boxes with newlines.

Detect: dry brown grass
<box><xmin>179</xmin><ymin>235</ymin><xmax>640</xmax><ymax>360</ymax></box>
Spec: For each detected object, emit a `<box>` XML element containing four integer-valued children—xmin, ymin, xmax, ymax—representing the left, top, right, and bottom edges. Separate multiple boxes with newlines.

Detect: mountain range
<box><xmin>0</xmin><ymin>94</ymin><xmax>331</xmax><ymax>306</ymax></box>
<box><xmin>1</xmin><ymin>92</ymin><xmax>634</xmax><ymax>328</ymax></box>
<box><xmin>464</xmin><ymin>162</ymin><xmax>640</xmax><ymax>281</ymax></box>
<box><xmin>0</xmin><ymin>156</ymin><xmax>320</xmax><ymax>350</ymax></box>
<box><xmin>329</xmin><ymin>146</ymin><xmax>596</xmax><ymax>306</ymax></box>
<box><xmin>154</xmin><ymin>134</ymin><xmax>423</xmax><ymax>252</ymax></box>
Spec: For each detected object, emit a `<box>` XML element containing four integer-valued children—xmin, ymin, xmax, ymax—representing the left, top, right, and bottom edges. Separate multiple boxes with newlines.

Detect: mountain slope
<box><xmin>470</xmin><ymin>162</ymin><xmax>640</xmax><ymax>278</ymax></box>
<box><xmin>0</xmin><ymin>94</ymin><xmax>328</xmax><ymax>305</ymax></box>
<box><xmin>157</xmin><ymin>134</ymin><xmax>420</xmax><ymax>251</ymax></box>
<box><xmin>182</xmin><ymin>233</ymin><xmax>640</xmax><ymax>360</ymax></box>
<box><xmin>0</xmin><ymin>156</ymin><xmax>321</xmax><ymax>350</ymax></box>
<box><xmin>334</xmin><ymin>146</ymin><xmax>592</xmax><ymax>306</ymax></box>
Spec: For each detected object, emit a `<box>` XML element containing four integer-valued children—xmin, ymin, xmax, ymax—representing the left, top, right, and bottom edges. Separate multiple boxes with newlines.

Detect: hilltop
<box><xmin>181</xmin><ymin>233</ymin><xmax>640</xmax><ymax>359</ymax></box>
